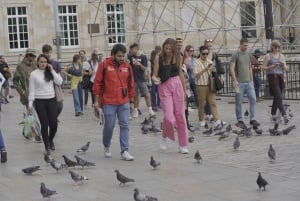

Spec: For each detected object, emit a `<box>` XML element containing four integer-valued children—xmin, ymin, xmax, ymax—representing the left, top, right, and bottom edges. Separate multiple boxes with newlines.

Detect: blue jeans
<box><xmin>189</xmin><ymin>82</ymin><xmax>198</xmax><ymax>106</ymax></box>
<box><xmin>0</xmin><ymin>129</ymin><xmax>5</xmax><ymax>150</ymax></box>
<box><xmin>102</xmin><ymin>103</ymin><xmax>130</xmax><ymax>153</ymax></box>
<box><xmin>235</xmin><ymin>82</ymin><xmax>256</xmax><ymax>121</ymax></box>
<box><xmin>72</xmin><ymin>84</ymin><xmax>83</xmax><ymax>113</ymax></box>
<box><xmin>253</xmin><ymin>75</ymin><xmax>261</xmax><ymax>98</ymax></box>
<box><xmin>151</xmin><ymin>84</ymin><xmax>160</xmax><ymax>107</ymax></box>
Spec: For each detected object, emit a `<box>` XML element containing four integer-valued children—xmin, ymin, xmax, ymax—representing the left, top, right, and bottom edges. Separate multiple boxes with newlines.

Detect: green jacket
<box><xmin>13</xmin><ymin>60</ymin><xmax>37</xmax><ymax>107</ymax></box>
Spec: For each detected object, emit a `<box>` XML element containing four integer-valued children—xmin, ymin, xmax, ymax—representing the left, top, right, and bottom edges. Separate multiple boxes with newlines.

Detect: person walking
<box><xmin>79</xmin><ymin>50</ymin><xmax>93</xmax><ymax>109</ymax></box>
<box><xmin>251</xmin><ymin>49</ymin><xmax>264</xmax><ymax>101</ymax></box>
<box><xmin>0</xmin><ymin>129</ymin><xmax>7</xmax><ymax>163</ymax></box>
<box><xmin>28</xmin><ymin>54</ymin><xmax>63</xmax><ymax>155</ymax></box>
<box><xmin>42</xmin><ymin>44</ymin><xmax>64</xmax><ymax>117</ymax></box>
<box><xmin>230</xmin><ymin>38</ymin><xmax>260</xmax><ymax>129</ymax></box>
<box><xmin>152</xmin><ymin>38</ymin><xmax>189</xmax><ymax>154</ymax></box>
<box><xmin>13</xmin><ymin>48</ymin><xmax>37</xmax><ymax>108</ymax></box>
<box><xmin>194</xmin><ymin>46</ymin><xmax>222</xmax><ymax>128</ymax></box>
<box><xmin>150</xmin><ymin>46</ymin><xmax>161</xmax><ymax>111</ymax></box>
<box><xmin>0</xmin><ymin>54</ymin><xmax>11</xmax><ymax>104</ymax></box>
<box><xmin>64</xmin><ymin>54</ymin><xmax>84</xmax><ymax>116</ymax></box>
<box><xmin>93</xmin><ymin>44</ymin><xmax>135</xmax><ymax>161</ymax></box>
<box><xmin>128</xmin><ymin>43</ymin><xmax>155</xmax><ymax>118</ymax></box>
<box><xmin>262</xmin><ymin>40</ymin><xmax>289</xmax><ymax>124</ymax></box>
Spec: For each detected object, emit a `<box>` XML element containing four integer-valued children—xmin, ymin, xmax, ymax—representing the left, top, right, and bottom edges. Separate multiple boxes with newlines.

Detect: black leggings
<box><xmin>84</xmin><ymin>82</ymin><xmax>95</xmax><ymax>105</ymax></box>
<box><xmin>269</xmin><ymin>76</ymin><xmax>286</xmax><ymax>116</ymax></box>
<box><xmin>35</xmin><ymin>98</ymin><xmax>58</xmax><ymax>149</ymax></box>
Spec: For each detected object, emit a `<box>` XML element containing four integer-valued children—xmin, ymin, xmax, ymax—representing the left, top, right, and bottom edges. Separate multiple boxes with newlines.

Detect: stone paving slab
<box><xmin>0</xmin><ymin>90</ymin><xmax>300</xmax><ymax>201</ymax></box>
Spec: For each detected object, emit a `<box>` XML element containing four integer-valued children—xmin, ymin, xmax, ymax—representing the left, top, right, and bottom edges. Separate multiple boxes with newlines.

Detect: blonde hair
<box><xmin>271</xmin><ymin>40</ymin><xmax>281</xmax><ymax>52</ymax></box>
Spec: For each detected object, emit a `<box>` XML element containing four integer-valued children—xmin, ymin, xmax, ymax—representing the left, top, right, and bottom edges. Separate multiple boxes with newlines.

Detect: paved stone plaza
<box><xmin>0</xmin><ymin>90</ymin><xmax>300</xmax><ymax>201</ymax></box>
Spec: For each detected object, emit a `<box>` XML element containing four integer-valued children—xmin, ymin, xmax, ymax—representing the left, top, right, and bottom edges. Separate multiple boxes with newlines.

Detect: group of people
<box><xmin>0</xmin><ymin>37</ymin><xmax>290</xmax><ymax>163</ymax></box>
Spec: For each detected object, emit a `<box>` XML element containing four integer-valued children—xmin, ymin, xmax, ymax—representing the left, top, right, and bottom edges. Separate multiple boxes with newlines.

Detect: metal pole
<box><xmin>263</xmin><ymin>0</ymin><xmax>274</xmax><ymax>52</ymax></box>
<box><xmin>53</xmin><ymin>0</ymin><xmax>62</xmax><ymax>59</ymax></box>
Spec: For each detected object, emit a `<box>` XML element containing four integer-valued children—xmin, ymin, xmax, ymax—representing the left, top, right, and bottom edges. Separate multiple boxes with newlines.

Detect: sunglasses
<box><xmin>201</xmin><ymin>52</ymin><xmax>209</xmax><ymax>56</ymax></box>
<box><xmin>273</xmin><ymin>45</ymin><xmax>280</xmax><ymax>49</ymax></box>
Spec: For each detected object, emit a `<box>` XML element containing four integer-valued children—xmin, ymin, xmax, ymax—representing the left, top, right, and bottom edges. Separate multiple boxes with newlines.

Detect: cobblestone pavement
<box><xmin>0</xmin><ymin>90</ymin><xmax>299</xmax><ymax>201</ymax></box>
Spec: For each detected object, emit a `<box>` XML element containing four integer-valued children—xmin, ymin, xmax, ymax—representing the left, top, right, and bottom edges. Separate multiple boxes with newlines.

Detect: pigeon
<box><xmin>150</xmin><ymin>125</ymin><xmax>161</xmax><ymax>133</ymax></box>
<box><xmin>188</xmin><ymin>136</ymin><xmax>195</xmax><ymax>143</ymax></box>
<box><xmin>50</xmin><ymin>160</ymin><xmax>68</xmax><ymax>172</ymax></box>
<box><xmin>232</xmin><ymin>129</ymin><xmax>243</xmax><ymax>135</ymax></box>
<box><xmin>244</xmin><ymin>109</ymin><xmax>249</xmax><ymax>118</ymax></box>
<box><xmin>254</xmin><ymin>128</ymin><xmax>263</xmax><ymax>135</ymax></box>
<box><xmin>40</xmin><ymin>182</ymin><xmax>57</xmax><ymax>198</ymax></box>
<box><xmin>194</xmin><ymin>150</ymin><xmax>202</xmax><ymax>163</ymax></box>
<box><xmin>43</xmin><ymin>153</ymin><xmax>53</xmax><ymax>164</ymax></box>
<box><xmin>214</xmin><ymin>123</ymin><xmax>223</xmax><ymax>131</ymax></box>
<box><xmin>202</xmin><ymin>127</ymin><xmax>213</xmax><ymax>135</ymax></box>
<box><xmin>218</xmin><ymin>132</ymin><xmax>229</xmax><ymax>141</ymax></box>
<box><xmin>244</xmin><ymin>127</ymin><xmax>252</xmax><ymax>138</ymax></box>
<box><xmin>256</xmin><ymin>172</ymin><xmax>269</xmax><ymax>191</ymax></box>
<box><xmin>62</xmin><ymin>155</ymin><xmax>77</xmax><ymax>168</ymax></box>
<box><xmin>268</xmin><ymin>144</ymin><xmax>276</xmax><ymax>161</ymax></box>
<box><xmin>141</xmin><ymin>125</ymin><xmax>149</xmax><ymax>134</ymax></box>
<box><xmin>74</xmin><ymin>155</ymin><xmax>96</xmax><ymax>168</ymax></box>
<box><xmin>214</xmin><ymin>129</ymin><xmax>226</xmax><ymax>136</ymax></box>
<box><xmin>233</xmin><ymin>136</ymin><xmax>240</xmax><ymax>151</ymax></box>
<box><xmin>76</xmin><ymin>141</ymin><xmax>90</xmax><ymax>153</ymax></box>
<box><xmin>141</xmin><ymin>117</ymin><xmax>150</xmax><ymax>125</ymax></box>
<box><xmin>282</xmin><ymin>125</ymin><xmax>296</xmax><ymax>135</ymax></box>
<box><xmin>22</xmin><ymin>166</ymin><xmax>41</xmax><ymax>175</ymax></box>
<box><xmin>134</xmin><ymin>188</ymin><xmax>158</xmax><ymax>201</ymax></box>
<box><xmin>114</xmin><ymin>169</ymin><xmax>135</xmax><ymax>185</ymax></box>
<box><xmin>204</xmin><ymin>122</ymin><xmax>209</xmax><ymax>129</ymax></box>
<box><xmin>69</xmin><ymin>170</ymin><xmax>89</xmax><ymax>184</ymax></box>
<box><xmin>225</xmin><ymin>124</ymin><xmax>232</xmax><ymax>132</ymax></box>
<box><xmin>150</xmin><ymin>156</ymin><xmax>160</xmax><ymax>169</ymax></box>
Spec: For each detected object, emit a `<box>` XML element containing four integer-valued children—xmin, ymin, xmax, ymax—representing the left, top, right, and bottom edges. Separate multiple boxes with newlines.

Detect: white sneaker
<box><xmin>104</xmin><ymin>147</ymin><xmax>112</xmax><ymax>158</ymax></box>
<box><xmin>121</xmin><ymin>151</ymin><xmax>134</xmax><ymax>161</ymax></box>
<box><xmin>179</xmin><ymin>146</ymin><xmax>189</xmax><ymax>154</ymax></box>
<box><xmin>214</xmin><ymin>120</ymin><xmax>221</xmax><ymax>127</ymax></box>
<box><xmin>199</xmin><ymin>121</ymin><xmax>205</xmax><ymax>127</ymax></box>
<box><xmin>159</xmin><ymin>137</ymin><xmax>167</xmax><ymax>151</ymax></box>
<box><xmin>133</xmin><ymin>110</ymin><xmax>139</xmax><ymax>118</ymax></box>
<box><xmin>149</xmin><ymin>109</ymin><xmax>156</xmax><ymax>116</ymax></box>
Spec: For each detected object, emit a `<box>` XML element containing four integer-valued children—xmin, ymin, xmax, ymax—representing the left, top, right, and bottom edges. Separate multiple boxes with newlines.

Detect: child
<box><xmin>0</xmin><ymin>129</ymin><xmax>7</xmax><ymax>163</ymax></box>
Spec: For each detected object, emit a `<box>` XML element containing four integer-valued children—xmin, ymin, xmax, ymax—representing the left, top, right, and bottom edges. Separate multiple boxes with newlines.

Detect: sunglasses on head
<box><xmin>205</xmin><ymin>39</ymin><xmax>213</xmax><ymax>42</ymax></box>
<box><xmin>188</xmin><ymin>49</ymin><xmax>194</xmax><ymax>52</ymax></box>
<box><xmin>201</xmin><ymin>52</ymin><xmax>209</xmax><ymax>55</ymax></box>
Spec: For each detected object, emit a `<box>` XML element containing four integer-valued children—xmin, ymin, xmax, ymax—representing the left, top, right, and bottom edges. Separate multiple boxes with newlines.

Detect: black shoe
<box><xmin>75</xmin><ymin>113</ymin><xmax>80</xmax><ymax>116</ymax></box>
<box><xmin>250</xmin><ymin>120</ymin><xmax>260</xmax><ymax>129</ymax></box>
<box><xmin>1</xmin><ymin>150</ymin><xmax>7</xmax><ymax>163</ymax></box>
<box><xmin>235</xmin><ymin>121</ymin><xmax>247</xmax><ymax>129</ymax></box>
<box><xmin>49</xmin><ymin>141</ymin><xmax>55</xmax><ymax>151</ymax></box>
<box><xmin>79</xmin><ymin>112</ymin><xmax>84</xmax><ymax>116</ymax></box>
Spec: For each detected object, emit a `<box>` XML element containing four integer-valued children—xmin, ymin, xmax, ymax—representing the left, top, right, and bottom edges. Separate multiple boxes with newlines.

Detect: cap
<box><xmin>254</xmin><ymin>49</ymin><xmax>263</xmax><ymax>55</ymax></box>
<box><xmin>25</xmin><ymin>48</ymin><xmax>37</xmax><ymax>57</ymax></box>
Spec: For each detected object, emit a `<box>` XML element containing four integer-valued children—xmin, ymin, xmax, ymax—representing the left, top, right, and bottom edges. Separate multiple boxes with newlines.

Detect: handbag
<box><xmin>208</xmin><ymin>74</ymin><xmax>216</xmax><ymax>93</ymax></box>
<box><xmin>54</xmin><ymin>83</ymin><xmax>64</xmax><ymax>102</ymax></box>
<box><xmin>82</xmin><ymin>74</ymin><xmax>92</xmax><ymax>89</ymax></box>
<box><xmin>212</xmin><ymin>71</ymin><xmax>223</xmax><ymax>91</ymax></box>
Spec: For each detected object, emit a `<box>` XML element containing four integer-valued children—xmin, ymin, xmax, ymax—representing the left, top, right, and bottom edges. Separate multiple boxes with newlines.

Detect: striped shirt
<box><xmin>194</xmin><ymin>58</ymin><xmax>213</xmax><ymax>85</ymax></box>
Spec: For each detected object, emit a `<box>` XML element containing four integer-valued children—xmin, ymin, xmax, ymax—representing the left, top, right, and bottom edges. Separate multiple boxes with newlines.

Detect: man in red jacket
<box><xmin>93</xmin><ymin>44</ymin><xmax>135</xmax><ymax>161</ymax></box>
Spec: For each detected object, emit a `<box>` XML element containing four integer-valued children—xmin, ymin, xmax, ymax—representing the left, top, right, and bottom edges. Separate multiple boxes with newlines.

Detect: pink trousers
<box><xmin>159</xmin><ymin>76</ymin><xmax>188</xmax><ymax>147</ymax></box>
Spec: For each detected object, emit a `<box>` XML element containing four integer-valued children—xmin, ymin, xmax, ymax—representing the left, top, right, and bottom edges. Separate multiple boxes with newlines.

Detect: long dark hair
<box><xmin>161</xmin><ymin>38</ymin><xmax>181</xmax><ymax>67</ymax></box>
<box><xmin>37</xmin><ymin>54</ymin><xmax>53</xmax><ymax>82</ymax></box>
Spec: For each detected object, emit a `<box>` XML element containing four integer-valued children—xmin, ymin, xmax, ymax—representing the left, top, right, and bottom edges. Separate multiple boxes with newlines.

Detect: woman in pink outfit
<box><xmin>152</xmin><ymin>38</ymin><xmax>189</xmax><ymax>154</ymax></box>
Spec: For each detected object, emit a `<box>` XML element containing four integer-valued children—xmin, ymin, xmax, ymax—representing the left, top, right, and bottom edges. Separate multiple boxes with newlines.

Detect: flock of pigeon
<box><xmin>19</xmin><ymin>103</ymin><xmax>295</xmax><ymax>200</ymax></box>
<box><xmin>21</xmin><ymin>141</ymin><xmax>159</xmax><ymax>200</ymax></box>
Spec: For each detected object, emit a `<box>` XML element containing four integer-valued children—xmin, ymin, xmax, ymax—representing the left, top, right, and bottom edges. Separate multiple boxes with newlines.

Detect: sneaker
<box><xmin>235</xmin><ymin>121</ymin><xmax>247</xmax><ymax>129</ymax></box>
<box><xmin>179</xmin><ymin>146</ymin><xmax>189</xmax><ymax>154</ymax></box>
<box><xmin>199</xmin><ymin>121</ymin><xmax>205</xmax><ymax>127</ymax></box>
<box><xmin>250</xmin><ymin>120</ymin><xmax>260</xmax><ymax>129</ymax></box>
<box><xmin>159</xmin><ymin>137</ymin><xmax>167</xmax><ymax>151</ymax></box>
<box><xmin>149</xmin><ymin>109</ymin><xmax>156</xmax><ymax>116</ymax></box>
<box><xmin>1</xmin><ymin>150</ymin><xmax>7</xmax><ymax>163</ymax></box>
<box><xmin>104</xmin><ymin>147</ymin><xmax>112</xmax><ymax>158</ymax></box>
<box><xmin>283</xmin><ymin>116</ymin><xmax>289</xmax><ymax>124</ymax></box>
<box><xmin>121</xmin><ymin>151</ymin><xmax>134</xmax><ymax>161</ymax></box>
<box><xmin>133</xmin><ymin>110</ymin><xmax>139</xmax><ymax>118</ymax></box>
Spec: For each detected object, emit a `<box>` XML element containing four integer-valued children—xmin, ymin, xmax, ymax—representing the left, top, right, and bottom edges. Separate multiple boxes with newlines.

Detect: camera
<box><xmin>122</xmin><ymin>88</ymin><xmax>128</xmax><ymax>97</ymax></box>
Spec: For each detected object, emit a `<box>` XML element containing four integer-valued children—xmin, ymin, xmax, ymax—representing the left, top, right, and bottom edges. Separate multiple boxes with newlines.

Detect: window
<box><xmin>240</xmin><ymin>1</ymin><xmax>257</xmax><ymax>38</ymax></box>
<box><xmin>7</xmin><ymin>7</ymin><xmax>29</xmax><ymax>50</ymax></box>
<box><xmin>58</xmin><ymin>5</ymin><xmax>79</xmax><ymax>47</ymax></box>
<box><xmin>106</xmin><ymin>4</ymin><xmax>126</xmax><ymax>44</ymax></box>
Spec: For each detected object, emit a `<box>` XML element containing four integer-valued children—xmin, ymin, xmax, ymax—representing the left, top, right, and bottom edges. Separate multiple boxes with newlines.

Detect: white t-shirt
<box><xmin>28</xmin><ymin>69</ymin><xmax>63</xmax><ymax>107</ymax></box>
<box><xmin>89</xmin><ymin>60</ymin><xmax>99</xmax><ymax>83</ymax></box>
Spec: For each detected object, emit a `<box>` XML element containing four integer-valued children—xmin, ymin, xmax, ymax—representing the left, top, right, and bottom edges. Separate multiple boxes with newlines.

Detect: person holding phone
<box><xmin>262</xmin><ymin>40</ymin><xmax>289</xmax><ymax>124</ymax></box>
<box><xmin>28</xmin><ymin>54</ymin><xmax>63</xmax><ymax>155</ymax></box>
<box><xmin>194</xmin><ymin>46</ymin><xmax>222</xmax><ymax>128</ymax></box>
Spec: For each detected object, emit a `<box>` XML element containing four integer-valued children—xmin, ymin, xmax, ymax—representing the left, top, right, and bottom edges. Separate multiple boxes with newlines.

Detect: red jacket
<box><xmin>93</xmin><ymin>57</ymin><xmax>135</xmax><ymax>106</ymax></box>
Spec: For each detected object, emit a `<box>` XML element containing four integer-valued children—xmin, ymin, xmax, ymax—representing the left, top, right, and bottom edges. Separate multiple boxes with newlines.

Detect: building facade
<box><xmin>0</xmin><ymin>0</ymin><xmax>299</xmax><ymax>66</ymax></box>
